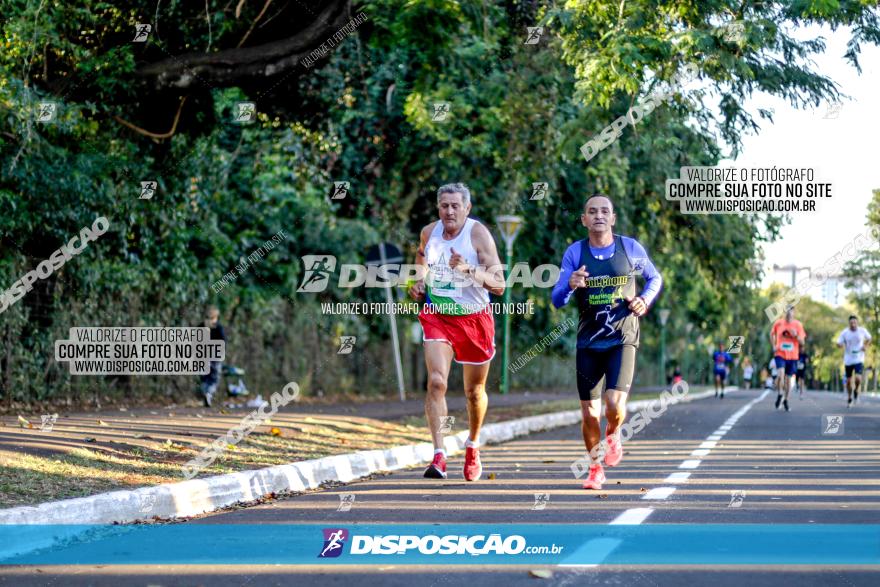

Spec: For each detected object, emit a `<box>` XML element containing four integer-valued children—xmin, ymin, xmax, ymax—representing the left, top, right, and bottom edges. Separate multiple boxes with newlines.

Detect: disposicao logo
<box><xmin>318</xmin><ymin>528</ymin><xmax>349</xmax><ymax>558</ymax></box>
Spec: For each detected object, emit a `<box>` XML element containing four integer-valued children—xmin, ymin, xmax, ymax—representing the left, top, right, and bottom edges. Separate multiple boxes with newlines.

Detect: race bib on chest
<box><xmin>780</xmin><ymin>342</ymin><xmax>794</xmax><ymax>351</ymax></box>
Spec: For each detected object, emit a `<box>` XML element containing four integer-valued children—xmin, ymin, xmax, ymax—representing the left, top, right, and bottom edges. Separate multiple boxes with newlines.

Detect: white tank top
<box><xmin>424</xmin><ymin>218</ymin><xmax>490</xmax><ymax>315</ymax></box>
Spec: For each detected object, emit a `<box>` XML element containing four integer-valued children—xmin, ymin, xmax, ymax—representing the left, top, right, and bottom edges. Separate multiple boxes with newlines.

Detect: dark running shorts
<box><xmin>774</xmin><ymin>356</ymin><xmax>798</xmax><ymax>376</ymax></box>
<box><xmin>575</xmin><ymin>344</ymin><xmax>637</xmax><ymax>401</ymax></box>
<box><xmin>845</xmin><ymin>363</ymin><xmax>864</xmax><ymax>377</ymax></box>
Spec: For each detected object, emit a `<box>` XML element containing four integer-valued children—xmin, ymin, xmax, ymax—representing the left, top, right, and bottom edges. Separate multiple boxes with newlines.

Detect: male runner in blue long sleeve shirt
<box><xmin>552</xmin><ymin>195</ymin><xmax>663</xmax><ymax>490</ymax></box>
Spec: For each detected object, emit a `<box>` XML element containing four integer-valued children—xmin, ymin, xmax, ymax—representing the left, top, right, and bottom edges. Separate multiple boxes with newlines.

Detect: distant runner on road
<box><xmin>713</xmin><ymin>342</ymin><xmax>734</xmax><ymax>399</ymax></box>
<box><xmin>552</xmin><ymin>194</ymin><xmax>663</xmax><ymax>491</ymax></box>
<box><xmin>838</xmin><ymin>315</ymin><xmax>872</xmax><ymax>407</ymax></box>
<box><xmin>742</xmin><ymin>357</ymin><xmax>754</xmax><ymax>390</ymax></box>
<box><xmin>796</xmin><ymin>348</ymin><xmax>809</xmax><ymax>399</ymax></box>
<box><xmin>770</xmin><ymin>307</ymin><xmax>806</xmax><ymax>412</ymax></box>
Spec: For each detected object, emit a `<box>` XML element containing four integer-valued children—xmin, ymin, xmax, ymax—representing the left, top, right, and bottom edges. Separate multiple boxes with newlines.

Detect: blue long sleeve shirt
<box><xmin>551</xmin><ymin>236</ymin><xmax>662</xmax><ymax>309</ymax></box>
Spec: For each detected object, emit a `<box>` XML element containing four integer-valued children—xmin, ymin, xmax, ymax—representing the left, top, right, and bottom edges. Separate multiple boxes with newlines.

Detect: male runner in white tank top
<box><xmin>408</xmin><ymin>183</ymin><xmax>506</xmax><ymax>481</ymax></box>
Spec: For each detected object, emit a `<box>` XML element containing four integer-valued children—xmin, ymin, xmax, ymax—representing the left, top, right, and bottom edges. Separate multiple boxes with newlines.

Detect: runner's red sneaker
<box><xmin>604</xmin><ymin>434</ymin><xmax>623</xmax><ymax>467</ymax></box>
<box><xmin>463</xmin><ymin>446</ymin><xmax>482</xmax><ymax>481</ymax></box>
<box><xmin>582</xmin><ymin>463</ymin><xmax>606</xmax><ymax>490</ymax></box>
<box><xmin>424</xmin><ymin>452</ymin><xmax>447</xmax><ymax>479</ymax></box>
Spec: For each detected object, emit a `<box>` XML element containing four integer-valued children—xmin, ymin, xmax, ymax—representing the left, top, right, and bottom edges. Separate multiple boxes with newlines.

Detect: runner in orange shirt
<box><xmin>769</xmin><ymin>306</ymin><xmax>807</xmax><ymax>412</ymax></box>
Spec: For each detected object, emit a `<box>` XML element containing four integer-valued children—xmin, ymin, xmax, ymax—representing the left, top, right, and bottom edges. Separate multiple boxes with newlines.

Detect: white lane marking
<box><xmin>557</xmin><ymin>508</ymin><xmax>655</xmax><ymax>567</ymax></box>
<box><xmin>611</xmin><ymin>507</ymin><xmax>654</xmax><ymax>525</ymax></box>
<box><xmin>642</xmin><ymin>487</ymin><xmax>676</xmax><ymax>500</ymax></box>
<box><xmin>699</xmin><ymin>441</ymin><xmax>717</xmax><ymax>449</ymax></box>
<box><xmin>560</xmin><ymin>390</ymin><xmax>769</xmax><ymax>570</ymax></box>
<box><xmin>664</xmin><ymin>471</ymin><xmax>691</xmax><ymax>483</ymax></box>
<box><xmin>690</xmin><ymin>449</ymin><xmax>711</xmax><ymax>457</ymax></box>
<box><xmin>557</xmin><ymin>538</ymin><xmax>621</xmax><ymax>568</ymax></box>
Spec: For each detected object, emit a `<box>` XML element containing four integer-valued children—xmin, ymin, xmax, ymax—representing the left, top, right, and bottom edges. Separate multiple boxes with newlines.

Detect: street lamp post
<box><xmin>684</xmin><ymin>323</ymin><xmax>693</xmax><ymax>380</ymax></box>
<box><xmin>697</xmin><ymin>334</ymin><xmax>706</xmax><ymax>385</ymax></box>
<box><xmin>495</xmin><ymin>215</ymin><xmax>523</xmax><ymax>395</ymax></box>
<box><xmin>658</xmin><ymin>309</ymin><xmax>671</xmax><ymax>386</ymax></box>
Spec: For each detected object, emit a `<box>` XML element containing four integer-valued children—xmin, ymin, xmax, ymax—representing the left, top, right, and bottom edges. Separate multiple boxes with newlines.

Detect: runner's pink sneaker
<box><xmin>463</xmin><ymin>446</ymin><xmax>482</xmax><ymax>481</ymax></box>
<box><xmin>604</xmin><ymin>434</ymin><xmax>623</xmax><ymax>467</ymax></box>
<box><xmin>582</xmin><ymin>463</ymin><xmax>606</xmax><ymax>490</ymax></box>
<box><xmin>424</xmin><ymin>452</ymin><xmax>447</xmax><ymax>479</ymax></box>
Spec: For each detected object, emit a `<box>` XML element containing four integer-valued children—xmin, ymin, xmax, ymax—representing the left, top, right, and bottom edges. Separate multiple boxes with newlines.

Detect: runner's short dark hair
<box><xmin>849</xmin><ymin>314</ymin><xmax>858</xmax><ymax>321</ymax></box>
<box><xmin>583</xmin><ymin>194</ymin><xmax>614</xmax><ymax>213</ymax></box>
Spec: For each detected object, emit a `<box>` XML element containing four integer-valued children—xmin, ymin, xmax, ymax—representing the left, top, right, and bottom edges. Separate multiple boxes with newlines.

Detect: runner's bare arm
<box><xmin>408</xmin><ymin>223</ymin><xmax>434</xmax><ymax>301</ymax></box>
<box><xmin>448</xmin><ymin>223</ymin><xmax>506</xmax><ymax>296</ymax></box>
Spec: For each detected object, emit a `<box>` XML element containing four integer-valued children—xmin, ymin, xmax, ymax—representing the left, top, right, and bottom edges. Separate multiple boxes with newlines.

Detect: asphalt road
<box><xmin>3</xmin><ymin>388</ymin><xmax>879</xmax><ymax>586</ymax></box>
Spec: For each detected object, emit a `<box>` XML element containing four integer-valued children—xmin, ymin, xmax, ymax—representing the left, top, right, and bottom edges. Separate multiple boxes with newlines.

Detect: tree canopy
<box><xmin>2</xmin><ymin>0</ymin><xmax>878</xmax><ymax>406</ymax></box>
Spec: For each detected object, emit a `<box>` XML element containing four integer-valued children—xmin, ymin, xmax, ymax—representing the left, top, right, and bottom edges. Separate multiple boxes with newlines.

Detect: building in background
<box><xmin>765</xmin><ymin>264</ymin><xmax>849</xmax><ymax>308</ymax></box>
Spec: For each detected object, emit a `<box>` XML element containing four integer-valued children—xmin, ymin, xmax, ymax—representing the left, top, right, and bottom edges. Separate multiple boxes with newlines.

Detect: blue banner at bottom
<box><xmin>0</xmin><ymin>524</ymin><xmax>878</xmax><ymax>566</ymax></box>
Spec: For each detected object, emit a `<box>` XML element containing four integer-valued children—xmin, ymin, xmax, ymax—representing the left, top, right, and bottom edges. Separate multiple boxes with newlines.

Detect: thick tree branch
<box><xmin>138</xmin><ymin>0</ymin><xmax>350</xmax><ymax>90</ymax></box>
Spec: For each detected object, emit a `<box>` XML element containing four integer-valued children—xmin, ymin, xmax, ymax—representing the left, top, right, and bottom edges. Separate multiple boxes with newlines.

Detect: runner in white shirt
<box><xmin>742</xmin><ymin>357</ymin><xmax>754</xmax><ymax>390</ymax></box>
<box><xmin>837</xmin><ymin>315</ymin><xmax>872</xmax><ymax>407</ymax></box>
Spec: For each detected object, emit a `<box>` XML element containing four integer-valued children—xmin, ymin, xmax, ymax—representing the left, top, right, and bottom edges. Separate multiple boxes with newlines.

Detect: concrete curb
<box><xmin>0</xmin><ymin>387</ymin><xmax>717</xmax><ymax>559</ymax></box>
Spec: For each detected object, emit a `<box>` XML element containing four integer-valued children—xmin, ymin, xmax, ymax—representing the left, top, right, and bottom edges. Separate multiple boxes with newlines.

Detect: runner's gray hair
<box><xmin>437</xmin><ymin>183</ymin><xmax>471</xmax><ymax>205</ymax></box>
